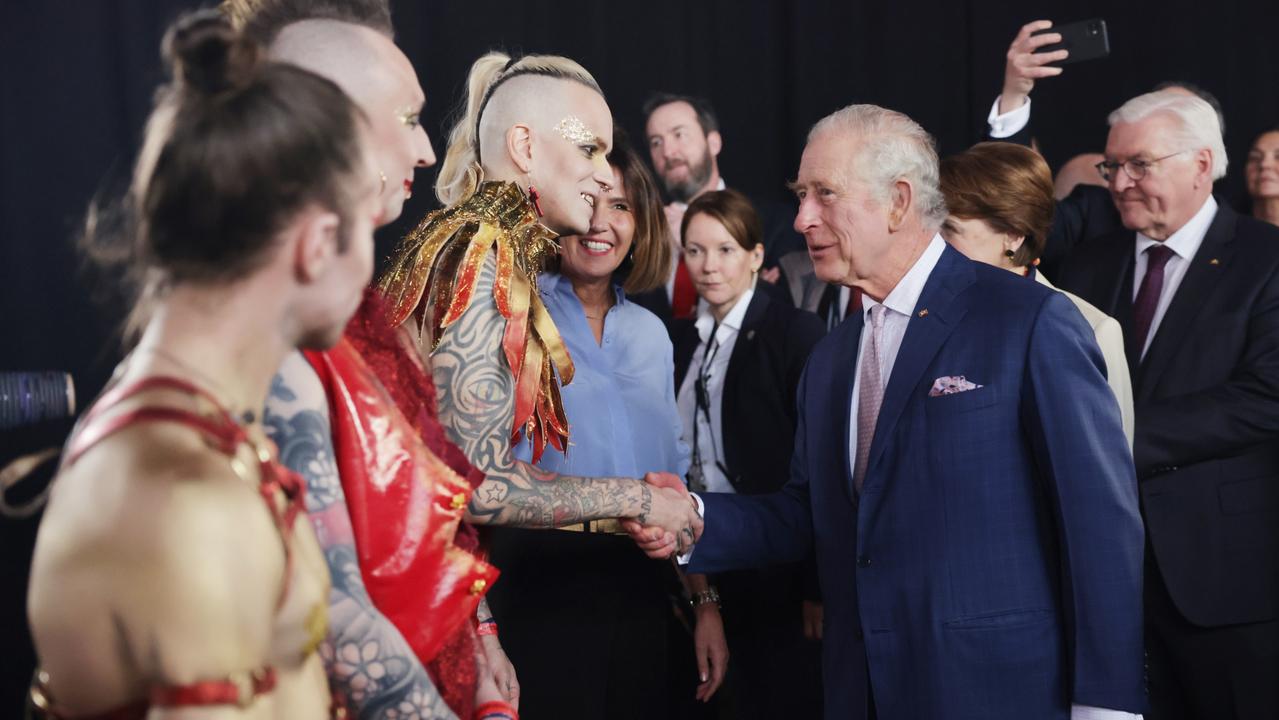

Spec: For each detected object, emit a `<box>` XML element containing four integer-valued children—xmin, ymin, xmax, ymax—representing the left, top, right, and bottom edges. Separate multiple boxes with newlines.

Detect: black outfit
<box><xmin>1056</xmin><ymin>203</ymin><xmax>1279</xmax><ymax>719</ymax></box>
<box><xmin>984</xmin><ymin>122</ymin><xmax>1122</xmax><ymax>278</ymax></box>
<box><xmin>672</xmin><ymin>290</ymin><xmax>826</xmax><ymax>720</ymax></box>
<box><xmin>1040</xmin><ymin>183</ymin><xmax>1124</xmax><ymax>277</ymax></box>
<box><xmin>486</xmin><ymin>529</ymin><xmax>692</xmax><ymax>720</ymax></box>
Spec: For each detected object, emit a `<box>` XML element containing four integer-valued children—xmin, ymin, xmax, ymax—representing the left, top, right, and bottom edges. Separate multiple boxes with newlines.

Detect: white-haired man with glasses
<box><xmin>1057</xmin><ymin>91</ymin><xmax>1279</xmax><ymax>720</ymax></box>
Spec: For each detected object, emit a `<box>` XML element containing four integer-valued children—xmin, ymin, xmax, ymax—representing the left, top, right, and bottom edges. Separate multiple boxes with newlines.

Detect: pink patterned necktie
<box><xmin>1132</xmin><ymin>244</ymin><xmax>1175</xmax><ymax>357</ymax></box>
<box><xmin>854</xmin><ymin>304</ymin><xmax>886</xmax><ymax>492</ymax></box>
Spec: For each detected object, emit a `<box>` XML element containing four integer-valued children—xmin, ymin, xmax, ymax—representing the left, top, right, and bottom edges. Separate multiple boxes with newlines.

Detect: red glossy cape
<box><xmin>304</xmin><ymin>293</ymin><xmax>494</xmax><ymax>717</ymax></box>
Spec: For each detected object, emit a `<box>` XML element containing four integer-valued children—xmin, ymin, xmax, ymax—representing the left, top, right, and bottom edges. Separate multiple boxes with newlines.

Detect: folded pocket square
<box><xmin>929</xmin><ymin>375</ymin><xmax>983</xmax><ymax>397</ymax></box>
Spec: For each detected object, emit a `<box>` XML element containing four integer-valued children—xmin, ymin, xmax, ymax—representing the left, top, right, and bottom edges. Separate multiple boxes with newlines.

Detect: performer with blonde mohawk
<box><xmin>380</xmin><ymin>52</ymin><xmax>701</xmax><ymax>550</ymax></box>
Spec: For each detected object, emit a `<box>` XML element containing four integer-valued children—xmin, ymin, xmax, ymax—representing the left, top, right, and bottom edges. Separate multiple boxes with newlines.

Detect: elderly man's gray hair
<box><xmin>808</xmin><ymin>104</ymin><xmax>948</xmax><ymax>229</ymax></box>
<box><xmin>1109</xmin><ymin>91</ymin><xmax>1228</xmax><ymax>180</ymax></box>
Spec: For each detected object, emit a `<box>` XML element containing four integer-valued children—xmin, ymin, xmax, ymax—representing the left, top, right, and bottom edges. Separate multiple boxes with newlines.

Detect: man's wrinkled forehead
<box><xmin>1107</xmin><ymin>113</ymin><xmax>1180</xmax><ymax>158</ymax></box>
<box><xmin>796</xmin><ymin>131</ymin><xmax>859</xmax><ymax>186</ymax></box>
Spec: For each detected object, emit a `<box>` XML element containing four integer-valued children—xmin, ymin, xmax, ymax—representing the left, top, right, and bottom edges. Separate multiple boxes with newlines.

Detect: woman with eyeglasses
<box><xmin>941</xmin><ymin>141</ymin><xmax>1134</xmax><ymax>446</ymax></box>
<box><xmin>673</xmin><ymin>188</ymin><xmax>825</xmax><ymax>720</ymax></box>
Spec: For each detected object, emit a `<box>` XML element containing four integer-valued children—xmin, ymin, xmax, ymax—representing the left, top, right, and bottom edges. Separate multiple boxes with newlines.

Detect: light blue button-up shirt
<box><xmin>513</xmin><ymin>272</ymin><xmax>690</xmax><ymax>478</ymax></box>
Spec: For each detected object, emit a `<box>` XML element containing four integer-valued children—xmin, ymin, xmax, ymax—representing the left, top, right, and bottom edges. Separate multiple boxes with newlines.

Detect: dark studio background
<box><xmin>2</xmin><ymin>0</ymin><xmax>1277</xmax><ymax>710</ymax></box>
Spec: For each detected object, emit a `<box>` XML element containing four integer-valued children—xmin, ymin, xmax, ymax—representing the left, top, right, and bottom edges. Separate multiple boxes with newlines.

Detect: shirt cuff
<box><xmin>676</xmin><ymin>493</ymin><xmax>706</xmax><ymax>566</ymax></box>
<box><xmin>1071</xmin><ymin>704</ymin><xmax>1143</xmax><ymax>720</ymax></box>
<box><xmin>987</xmin><ymin>95</ymin><xmax>1032</xmax><ymax>138</ymax></box>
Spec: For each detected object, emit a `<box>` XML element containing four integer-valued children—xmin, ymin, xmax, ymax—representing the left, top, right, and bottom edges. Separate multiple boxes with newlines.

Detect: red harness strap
<box><xmin>34</xmin><ymin>375</ymin><xmax>304</xmax><ymax>718</ymax></box>
<box><xmin>64</xmin><ymin>375</ymin><xmax>305</xmax><ymax>607</ymax></box>
<box><xmin>31</xmin><ymin>669</ymin><xmax>278</xmax><ymax>719</ymax></box>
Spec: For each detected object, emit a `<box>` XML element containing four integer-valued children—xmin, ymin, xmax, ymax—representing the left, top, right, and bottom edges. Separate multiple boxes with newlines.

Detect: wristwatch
<box><xmin>691</xmin><ymin>587</ymin><xmax>721</xmax><ymax>609</ymax></box>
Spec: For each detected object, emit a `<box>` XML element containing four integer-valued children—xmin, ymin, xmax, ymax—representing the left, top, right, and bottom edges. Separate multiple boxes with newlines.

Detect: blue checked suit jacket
<box><xmin>689</xmin><ymin>246</ymin><xmax>1146</xmax><ymax>719</ymax></box>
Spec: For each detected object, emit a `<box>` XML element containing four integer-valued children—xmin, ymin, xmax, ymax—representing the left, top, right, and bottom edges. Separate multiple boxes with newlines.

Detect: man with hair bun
<box><xmin>1057</xmin><ymin>90</ymin><xmax>1279</xmax><ymax>720</ymax></box>
<box><xmin>27</xmin><ymin>9</ymin><xmax>379</xmax><ymax>717</ymax></box>
<box><xmin>643</xmin><ymin>103</ymin><xmax>1145</xmax><ymax>720</ymax></box>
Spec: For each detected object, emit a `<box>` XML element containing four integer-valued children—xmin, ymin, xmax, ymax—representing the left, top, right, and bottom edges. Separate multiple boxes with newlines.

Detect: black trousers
<box><xmin>1146</xmin><ymin>560</ymin><xmax>1279</xmax><ymax>720</ymax></box>
<box><xmin>486</xmin><ymin>527</ymin><xmax>686</xmax><ymax>720</ymax></box>
<box><xmin>713</xmin><ymin>566</ymin><xmax>823</xmax><ymax>720</ymax></box>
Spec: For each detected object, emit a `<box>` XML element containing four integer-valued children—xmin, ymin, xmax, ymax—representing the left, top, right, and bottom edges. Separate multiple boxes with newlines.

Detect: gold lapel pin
<box><xmin>918</xmin><ymin>309</ymin><xmax>929</xmax><ymax>318</ymax></box>
<box><xmin>1209</xmin><ymin>258</ymin><xmax>1220</xmax><ymax>265</ymax></box>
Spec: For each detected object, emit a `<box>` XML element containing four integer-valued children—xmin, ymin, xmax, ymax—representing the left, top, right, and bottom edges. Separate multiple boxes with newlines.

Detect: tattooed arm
<box><xmin>429</xmin><ymin>254</ymin><xmax>701</xmax><ymax>551</ymax></box>
<box><xmin>265</xmin><ymin>353</ymin><xmax>458</xmax><ymax>720</ymax></box>
<box><xmin>475</xmin><ymin>596</ymin><xmax>520</xmax><ymax>708</ymax></box>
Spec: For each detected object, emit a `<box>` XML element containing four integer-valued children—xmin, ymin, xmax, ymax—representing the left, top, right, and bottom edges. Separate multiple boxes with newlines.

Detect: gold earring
<box><xmin>379</xmin><ymin>171</ymin><xmax>388</xmax><ymax>194</ymax></box>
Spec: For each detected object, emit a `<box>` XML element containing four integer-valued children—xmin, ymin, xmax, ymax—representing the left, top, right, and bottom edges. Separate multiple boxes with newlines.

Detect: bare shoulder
<box><xmin>42</xmin><ymin>421</ymin><xmax>273</xmax><ymax>558</ymax></box>
<box><xmin>30</xmin><ymin>425</ymin><xmax>284</xmax><ymax>705</ymax></box>
<box><xmin>37</xmin><ymin>419</ymin><xmax>284</xmax><ymax>595</ymax></box>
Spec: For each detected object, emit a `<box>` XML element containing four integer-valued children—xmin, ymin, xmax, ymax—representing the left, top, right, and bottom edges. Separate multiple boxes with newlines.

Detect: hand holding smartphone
<box><xmin>1032</xmin><ymin>18</ymin><xmax>1111</xmax><ymax>66</ymax></box>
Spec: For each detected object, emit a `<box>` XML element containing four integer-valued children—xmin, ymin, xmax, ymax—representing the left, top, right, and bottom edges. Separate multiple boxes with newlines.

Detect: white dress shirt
<box><xmin>987</xmin><ymin>96</ymin><xmax>1033</xmax><ymax>139</ymax></box>
<box><xmin>676</xmin><ymin>286</ymin><xmax>754</xmax><ymax>494</ymax></box>
<box><xmin>1132</xmin><ymin>195</ymin><xmax>1218</xmax><ymax>357</ymax></box>
<box><xmin>847</xmin><ymin>234</ymin><xmax>946</xmax><ymax>473</ymax></box>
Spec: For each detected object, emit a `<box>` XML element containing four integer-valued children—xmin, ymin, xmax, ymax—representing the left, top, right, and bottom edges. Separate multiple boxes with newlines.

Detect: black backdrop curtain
<box><xmin>3</xmin><ymin>0</ymin><xmax>1278</xmax><ymax>403</ymax></box>
<box><xmin>2</xmin><ymin>0</ymin><xmax>1277</xmax><ymax>708</ymax></box>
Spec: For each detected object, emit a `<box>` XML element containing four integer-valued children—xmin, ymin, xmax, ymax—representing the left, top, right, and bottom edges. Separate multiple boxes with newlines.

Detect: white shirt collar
<box><xmin>862</xmin><ymin>233</ymin><xmax>947</xmax><ymax>320</ymax></box>
<box><xmin>1136</xmin><ymin>195</ymin><xmax>1218</xmax><ymax>259</ymax></box>
<box><xmin>696</xmin><ymin>285</ymin><xmax>755</xmax><ymax>343</ymax></box>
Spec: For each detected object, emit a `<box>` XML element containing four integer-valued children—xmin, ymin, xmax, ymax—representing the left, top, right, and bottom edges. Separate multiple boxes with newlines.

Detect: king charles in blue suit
<box><xmin>678</xmin><ymin>106</ymin><xmax>1146</xmax><ymax>720</ymax></box>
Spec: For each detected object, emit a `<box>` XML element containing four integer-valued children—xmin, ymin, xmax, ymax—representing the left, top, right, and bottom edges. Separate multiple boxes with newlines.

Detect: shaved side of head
<box><xmin>477</xmin><ymin>75</ymin><xmax>597</xmax><ymax>166</ymax></box>
<box><xmin>269</xmin><ymin>19</ymin><xmax>401</xmax><ymax>108</ymax></box>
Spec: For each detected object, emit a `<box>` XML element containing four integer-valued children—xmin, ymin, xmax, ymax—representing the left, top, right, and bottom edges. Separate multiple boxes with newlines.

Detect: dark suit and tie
<box><xmin>1057</xmin><ymin>200</ymin><xmax>1279</xmax><ymax>718</ymax></box>
<box><xmin>690</xmin><ymin>236</ymin><xmax>1145</xmax><ymax>719</ymax></box>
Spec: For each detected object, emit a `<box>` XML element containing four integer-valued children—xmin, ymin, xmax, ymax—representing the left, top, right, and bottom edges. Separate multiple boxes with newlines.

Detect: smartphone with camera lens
<box><xmin>1032</xmin><ymin>18</ymin><xmax>1110</xmax><ymax>65</ymax></box>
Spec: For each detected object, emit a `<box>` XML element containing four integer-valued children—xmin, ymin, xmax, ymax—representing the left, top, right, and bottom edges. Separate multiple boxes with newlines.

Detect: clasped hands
<box><xmin>621</xmin><ymin>471</ymin><xmax>702</xmax><ymax>559</ymax></box>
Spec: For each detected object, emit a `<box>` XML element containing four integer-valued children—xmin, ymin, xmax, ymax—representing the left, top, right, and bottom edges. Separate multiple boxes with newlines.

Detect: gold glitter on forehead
<box><xmin>397</xmin><ymin>105</ymin><xmax>423</xmax><ymax>128</ymax></box>
<box><xmin>554</xmin><ymin>115</ymin><xmax>596</xmax><ymax>145</ymax></box>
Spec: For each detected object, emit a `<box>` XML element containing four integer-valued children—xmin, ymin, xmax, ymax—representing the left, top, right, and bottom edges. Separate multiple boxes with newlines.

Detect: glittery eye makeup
<box><xmin>555</xmin><ymin>116</ymin><xmax>596</xmax><ymax>145</ymax></box>
<box><xmin>397</xmin><ymin>107</ymin><xmax>421</xmax><ymax>129</ymax></box>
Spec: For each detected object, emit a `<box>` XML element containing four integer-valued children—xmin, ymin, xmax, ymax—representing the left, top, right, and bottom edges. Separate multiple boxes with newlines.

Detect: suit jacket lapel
<box><xmin>722</xmin><ymin>291</ymin><xmax>769</xmax><ymax>433</ymax></box>
<box><xmin>1081</xmin><ymin>235</ymin><xmax>1138</xmax><ymax>378</ymax></box>
<box><xmin>1136</xmin><ymin>205</ymin><xmax>1238</xmax><ymax>399</ymax></box>
<box><xmin>672</xmin><ymin>320</ymin><xmax>699</xmax><ymax>390</ymax></box>
<box><xmin>865</xmin><ymin>247</ymin><xmax>974</xmax><ymax>485</ymax></box>
<box><xmin>835</xmin><ymin>308</ymin><xmax>865</xmax><ymax>505</ymax></box>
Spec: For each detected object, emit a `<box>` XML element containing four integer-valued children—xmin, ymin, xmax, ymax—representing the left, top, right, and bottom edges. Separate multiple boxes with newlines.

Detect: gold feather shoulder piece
<box><xmin>378</xmin><ymin>181</ymin><xmax>573</xmax><ymax>462</ymax></box>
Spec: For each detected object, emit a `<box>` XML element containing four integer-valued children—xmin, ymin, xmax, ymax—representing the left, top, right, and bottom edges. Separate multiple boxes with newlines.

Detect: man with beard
<box><xmin>637</xmin><ymin>93</ymin><xmax>798</xmax><ymax>322</ymax></box>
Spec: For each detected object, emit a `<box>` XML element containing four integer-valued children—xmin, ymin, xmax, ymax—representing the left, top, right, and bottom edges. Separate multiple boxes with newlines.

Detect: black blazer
<box><xmin>982</xmin><ymin>124</ymin><xmax>1122</xmax><ymax>278</ymax></box>
<box><xmin>1056</xmin><ymin>203</ymin><xmax>1279</xmax><ymax>628</ymax></box>
<box><xmin>672</xmin><ymin>289</ymin><xmax>824</xmax><ymax>496</ymax></box>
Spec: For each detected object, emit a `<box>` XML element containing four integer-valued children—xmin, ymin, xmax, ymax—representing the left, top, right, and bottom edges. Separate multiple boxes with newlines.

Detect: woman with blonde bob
<box><xmin>940</xmin><ymin>141</ymin><xmax>1134</xmax><ymax>446</ymax></box>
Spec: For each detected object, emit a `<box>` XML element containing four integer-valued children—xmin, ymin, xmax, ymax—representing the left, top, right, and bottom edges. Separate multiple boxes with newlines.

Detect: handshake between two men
<box><xmin>624</xmin><ymin>472</ymin><xmax>703</xmax><ymax>558</ymax></box>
